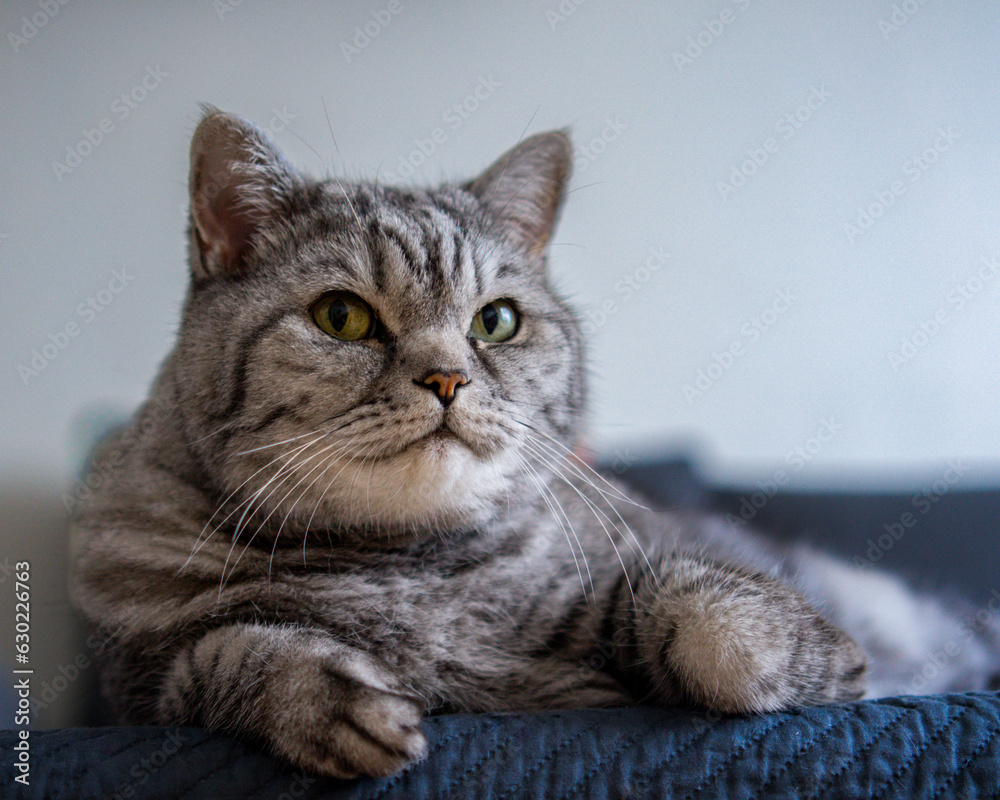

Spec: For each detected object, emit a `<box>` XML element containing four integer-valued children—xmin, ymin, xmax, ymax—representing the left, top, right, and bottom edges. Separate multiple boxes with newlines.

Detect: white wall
<box><xmin>4</xmin><ymin>0</ymin><xmax>1000</xmax><ymax>498</ymax></box>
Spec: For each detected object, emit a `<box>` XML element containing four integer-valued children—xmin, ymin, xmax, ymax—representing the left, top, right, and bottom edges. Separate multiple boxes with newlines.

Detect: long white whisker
<box><xmin>219</xmin><ymin>436</ymin><xmax>335</xmax><ymax>592</ymax></box>
<box><xmin>181</xmin><ymin>433</ymin><xmax>327</xmax><ymax>573</ymax></box>
<box><xmin>226</xmin><ymin>435</ymin><xmax>360</xmax><ymax>577</ymax></box>
<box><xmin>234</xmin><ymin>427</ymin><xmax>333</xmax><ymax>456</ymax></box>
<box><xmin>519</xmin><ymin>438</ymin><xmax>635</xmax><ymax>604</ymax></box>
<box><xmin>298</xmin><ymin>440</ymin><xmax>367</xmax><ymax>565</ymax></box>
<box><xmin>235</xmin><ymin>438</ymin><xmax>353</xmax><ymax>581</ymax></box>
<box><xmin>512</xmin><ymin>450</ymin><xmax>592</xmax><ymax>601</ymax></box>
<box><xmin>186</xmin><ymin>419</ymin><xmax>242</xmax><ymax>446</ymax></box>
<box><xmin>267</xmin><ymin>439</ymin><xmax>358</xmax><ymax>579</ymax></box>
<box><xmin>522</xmin><ymin>438</ymin><xmax>641</xmax><ymax>560</ymax></box>
<box><xmin>521</xmin><ymin>423</ymin><xmax>645</xmax><ymax>507</ymax></box>
<box><xmin>523</xmin><ymin>432</ymin><xmax>657</xmax><ymax>582</ymax></box>
<box><xmin>303</xmin><ymin>441</ymin><xmax>377</xmax><ymax>543</ymax></box>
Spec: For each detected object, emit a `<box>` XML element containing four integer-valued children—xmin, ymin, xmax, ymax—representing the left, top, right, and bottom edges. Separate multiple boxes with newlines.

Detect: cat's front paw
<box><xmin>265</xmin><ymin>645</ymin><xmax>427</xmax><ymax>778</ymax></box>
<box><xmin>649</xmin><ymin>567</ymin><xmax>866</xmax><ymax>714</ymax></box>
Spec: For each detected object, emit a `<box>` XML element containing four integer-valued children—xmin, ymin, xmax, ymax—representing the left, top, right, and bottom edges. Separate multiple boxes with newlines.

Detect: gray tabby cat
<box><xmin>70</xmin><ymin>107</ymin><xmax>1000</xmax><ymax>778</ymax></box>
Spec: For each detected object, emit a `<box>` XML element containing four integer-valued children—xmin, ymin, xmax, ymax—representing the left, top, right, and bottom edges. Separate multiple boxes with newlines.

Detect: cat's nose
<box><xmin>417</xmin><ymin>370</ymin><xmax>469</xmax><ymax>406</ymax></box>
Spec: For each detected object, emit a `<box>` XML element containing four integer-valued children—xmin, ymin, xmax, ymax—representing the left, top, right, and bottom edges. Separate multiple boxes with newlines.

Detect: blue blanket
<box><xmin>3</xmin><ymin>693</ymin><xmax>999</xmax><ymax>799</ymax></box>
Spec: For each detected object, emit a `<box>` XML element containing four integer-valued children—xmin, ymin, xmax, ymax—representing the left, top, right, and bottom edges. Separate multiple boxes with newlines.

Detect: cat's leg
<box><xmin>155</xmin><ymin>623</ymin><xmax>427</xmax><ymax>777</ymax></box>
<box><xmin>622</xmin><ymin>556</ymin><xmax>867</xmax><ymax>713</ymax></box>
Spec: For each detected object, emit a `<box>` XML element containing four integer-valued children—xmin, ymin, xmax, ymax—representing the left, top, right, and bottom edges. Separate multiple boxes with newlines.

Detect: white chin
<box><xmin>335</xmin><ymin>438</ymin><xmax>511</xmax><ymax>531</ymax></box>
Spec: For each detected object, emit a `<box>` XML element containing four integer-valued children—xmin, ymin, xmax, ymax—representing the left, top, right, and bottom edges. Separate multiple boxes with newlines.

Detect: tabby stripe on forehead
<box><xmin>423</xmin><ymin>228</ymin><xmax>446</xmax><ymax>293</ymax></box>
<box><xmin>351</xmin><ymin>186</ymin><xmax>374</xmax><ymax>219</ymax></box>
<box><xmin>365</xmin><ymin>221</ymin><xmax>387</xmax><ymax>291</ymax></box>
<box><xmin>380</xmin><ymin>227</ymin><xmax>422</xmax><ymax>281</ymax></box>
<box><xmin>451</xmin><ymin>232</ymin><xmax>465</xmax><ymax>283</ymax></box>
<box><xmin>429</xmin><ymin>196</ymin><xmax>470</xmax><ymax>236</ymax></box>
<box><xmin>459</xmin><ymin>248</ymin><xmax>482</xmax><ymax>296</ymax></box>
<box><xmin>211</xmin><ymin>310</ymin><xmax>292</xmax><ymax>421</ymax></box>
<box><xmin>410</xmin><ymin>219</ymin><xmax>432</xmax><ymax>284</ymax></box>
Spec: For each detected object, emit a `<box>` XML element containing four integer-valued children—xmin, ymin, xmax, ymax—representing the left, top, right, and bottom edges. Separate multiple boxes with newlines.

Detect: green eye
<box><xmin>470</xmin><ymin>299</ymin><xmax>518</xmax><ymax>342</ymax></box>
<box><xmin>312</xmin><ymin>292</ymin><xmax>374</xmax><ymax>341</ymax></box>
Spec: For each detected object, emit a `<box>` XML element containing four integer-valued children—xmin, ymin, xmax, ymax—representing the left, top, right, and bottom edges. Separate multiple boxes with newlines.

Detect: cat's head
<box><xmin>173</xmin><ymin>107</ymin><xmax>585</xmax><ymax>542</ymax></box>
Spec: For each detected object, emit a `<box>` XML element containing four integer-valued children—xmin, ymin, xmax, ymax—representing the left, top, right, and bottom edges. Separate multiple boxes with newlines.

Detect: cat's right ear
<box><xmin>466</xmin><ymin>130</ymin><xmax>572</xmax><ymax>258</ymax></box>
<box><xmin>188</xmin><ymin>106</ymin><xmax>301</xmax><ymax>279</ymax></box>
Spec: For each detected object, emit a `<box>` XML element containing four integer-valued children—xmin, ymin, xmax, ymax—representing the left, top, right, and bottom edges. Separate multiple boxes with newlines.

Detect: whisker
<box><xmin>181</xmin><ymin>433</ymin><xmax>326</xmax><ymax>573</ymax></box>
<box><xmin>227</xmin><ymin>432</ymin><xmax>356</xmax><ymax>581</ymax></box>
<box><xmin>267</xmin><ymin>439</ymin><xmax>357</xmax><ymax>579</ymax></box>
<box><xmin>234</xmin><ymin>427</ymin><xmax>332</xmax><ymax>456</ymax></box>
<box><xmin>512</xmin><ymin>450</ymin><xmax>593</xmax><ymax>601</ymax></box>
<box><xmin>321</xmin><ymin>96</ymin><xmax>363</xmax><ymax>230</ymax></box>
<box><xmin>303</xmin><ymin>441</ymin><xmax>376</xmax><ymax>543</ymax></box>
<box><xmin>512</xmin><ymin>422</ymin><xmax>658</xmax><ymax>587</ymax></box>
<box><xmin>522</xmin><ymin>431</ymin><xmax>656</xmax><ymax>580</ymax></box>
<box><xmin>219</xmin><ymin>436</ymin><xmax>337</xmax><ymax>592</ymax></box>
<box><xmin>520</xmin><ymin>437</ymin><xmax>636</xmax><ymax>604</ymax></box>
<box><xmin>240</xmin><ymin>439</ymin><xmax>352</xmax><ymax>581</ymax></box>
<box><xmin>527</xmin><ymin>426</ymin><xmax>644</xmax><ymax>507</ymax></box>
<box><xmin>186</xmin><ymin>419</ymin><xmax>243</xmax><ymax>446</ymax></box>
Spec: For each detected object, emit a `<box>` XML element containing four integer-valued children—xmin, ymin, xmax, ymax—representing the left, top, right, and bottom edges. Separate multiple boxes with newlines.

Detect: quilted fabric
<box><xmin>3</xmin><ymin>693</ymin><xmax>999</xmax><ymax>799</ymax></box>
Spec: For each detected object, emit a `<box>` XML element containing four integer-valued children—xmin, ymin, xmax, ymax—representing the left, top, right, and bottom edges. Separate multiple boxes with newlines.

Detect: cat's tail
<box><xmin>788</xmin><ymin>547</ymin><xmax>1000</xmax><ymax>699</ymax></box>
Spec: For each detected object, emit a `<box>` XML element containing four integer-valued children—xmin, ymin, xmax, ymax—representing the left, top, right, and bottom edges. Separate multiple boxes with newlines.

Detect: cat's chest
<box><xmin>279</xmin><ymin>536</ymin><xmax>572</xmax><ymax>645</ymax></box>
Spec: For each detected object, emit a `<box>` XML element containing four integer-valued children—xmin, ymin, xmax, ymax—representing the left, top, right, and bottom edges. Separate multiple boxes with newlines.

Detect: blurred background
<box><xmin>2</xmin><ymin>1</ymin><xmax>998</xmax><ymax>726</ymax></box>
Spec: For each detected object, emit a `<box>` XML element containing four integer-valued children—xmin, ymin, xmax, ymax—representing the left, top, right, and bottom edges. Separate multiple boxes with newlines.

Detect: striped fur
<box><xmin>70</xmin><ymin>109</ymin><xmax>999</xmax><ymax>778</ymax></box>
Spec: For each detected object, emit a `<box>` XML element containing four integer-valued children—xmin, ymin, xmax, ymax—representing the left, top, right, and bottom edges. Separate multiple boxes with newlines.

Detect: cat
<box><xmin>69</xmin><ymin>106</ymin><xmax>1000</xmax><ymax>779</ymax></box>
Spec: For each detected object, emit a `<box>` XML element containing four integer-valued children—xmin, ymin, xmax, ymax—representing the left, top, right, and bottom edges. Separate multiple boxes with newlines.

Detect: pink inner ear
<box><xmin>187</xmin><ymin>110</ymin><xmax>300</xmax><ymax>278</ymax></box>
<box><xmin>191</xmin><ymin>154</ymin><xmax>262</xmax><ymax>276</ymax></box>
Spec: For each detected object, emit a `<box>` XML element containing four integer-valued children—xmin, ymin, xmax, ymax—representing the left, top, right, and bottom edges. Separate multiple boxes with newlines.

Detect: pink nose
<box><xmin>418</xmin><ymin>371</ymin><xmax>469</xmax><ymax>406</ymax></box>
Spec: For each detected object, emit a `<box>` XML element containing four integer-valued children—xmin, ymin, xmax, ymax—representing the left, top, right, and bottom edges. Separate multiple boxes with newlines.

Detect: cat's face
<box><xmin>173</xmin><ymin>109</ymin><xmax>583</xmax><ymax>542</ymax></box>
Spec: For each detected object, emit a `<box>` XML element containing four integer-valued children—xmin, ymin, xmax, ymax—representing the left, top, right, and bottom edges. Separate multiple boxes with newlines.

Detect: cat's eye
<box><xmin>312</xmin><ymin>292</ymin><xmax>374</xmax><ymax>341</ymax></box>
<box><xmin>470</xmin><ymin>299</ymin><xmax>518</xmax><ymax>343</ymax></box>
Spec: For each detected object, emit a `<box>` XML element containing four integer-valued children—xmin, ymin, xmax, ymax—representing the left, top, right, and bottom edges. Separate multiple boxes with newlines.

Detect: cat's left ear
<box><xmin>466</xmin><ymin>130</ymin><xmax>571</xmax><ymax>258</ymax></box>
<box><xmin>188</xmin><ymin>106</ymin><xmax>302</xmax><ymax>279</ymax></box>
